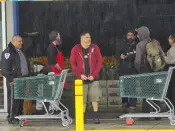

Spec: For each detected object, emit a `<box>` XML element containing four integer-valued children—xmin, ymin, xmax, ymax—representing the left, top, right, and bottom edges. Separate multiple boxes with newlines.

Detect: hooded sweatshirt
<box><xmin>135</xmin><ymin>26</ymin><xmax>151</xmax><ymax>73</ymax></box>
<box><xmin>135</xmin><ymin>26</ymin><xmax>165</xmax><ymax>73</ymax></box>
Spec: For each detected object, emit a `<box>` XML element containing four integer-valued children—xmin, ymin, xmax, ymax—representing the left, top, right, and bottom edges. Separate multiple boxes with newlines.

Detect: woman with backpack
<box><xmin>164</xmin><ymin>34</ymin><xmax>175</xmax><ymax>112</ymax></box>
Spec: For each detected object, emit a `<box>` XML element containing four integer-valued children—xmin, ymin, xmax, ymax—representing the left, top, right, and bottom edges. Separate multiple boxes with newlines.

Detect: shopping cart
<box><xmin>119</xmin><ymin>67</ymin><xmax>175</xmax><ymax>125</ymax></box>
<box><xmin>13</xmin><ymin>69</ymin><xmax>72</xmax><ymax>127</ymax></box>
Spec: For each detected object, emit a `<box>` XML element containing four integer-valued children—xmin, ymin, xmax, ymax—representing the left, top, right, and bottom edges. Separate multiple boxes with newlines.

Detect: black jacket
<box><xmin>46</xmin><ymin>43</ymin><xmax>58</xmax><ymax>65</ymax></box>
<box><xmin>119</xmin><ymin>40</ymin><xmax>137</xmax><ymax>75</ymax></box>
<box><xmin>1</xmin><ymin>42</ymin><xmax>24</xmax><ymax>82</ymax></box>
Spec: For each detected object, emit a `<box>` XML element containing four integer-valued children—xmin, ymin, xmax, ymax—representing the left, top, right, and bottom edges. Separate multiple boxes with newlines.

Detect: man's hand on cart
<box><xmin>121</xmin><ymin>54</ymin><xmax>128</xmax><ymax>59</ymax></box>
<box><xmin>81</xmin><ymin>75</ymin><xmax>88</xmax><ymax>80</ymax></box>
<box><xmin>55</xmin><ymin>63</ymin><xmax>62</xmax><ymax>70</ymax></box>
<box><xmin>10</xmin><ymin>82</ymin><xmax>14</xmax><ymax>87</ymax></box>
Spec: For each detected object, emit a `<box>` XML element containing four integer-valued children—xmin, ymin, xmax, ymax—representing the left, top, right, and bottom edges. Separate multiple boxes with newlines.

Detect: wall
<box><xmin>6</xmin><ymin>2</ymin><xmax>14</xmax><ymax>45</ymax></box>
<box><xmin>18</xmin><ymin>0</ymin><xmax>175</xmax><ymax>57</ymax></box>
<box><xmin>0</xmin><ymin>1</ymin><xmax>13</xmax><ymax>113</ymax></box>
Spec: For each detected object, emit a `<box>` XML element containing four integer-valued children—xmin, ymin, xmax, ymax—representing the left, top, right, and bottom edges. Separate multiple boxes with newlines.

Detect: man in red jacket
<box><xmin>70</xmin><ymin>32</ymin><xmax>102</xmax><ymax>124</ymax></box>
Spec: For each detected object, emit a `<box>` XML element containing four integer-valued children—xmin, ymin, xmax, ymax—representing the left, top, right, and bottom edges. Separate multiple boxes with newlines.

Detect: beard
<box><xmin>56</xmin><ymin>39</ymin><xmax>62</xmax><ymax>45</ymax></box>
<box><xmin>127</xmin><ymin>38</ymin><xmax>134</xmax><ymax>43</ymax></box>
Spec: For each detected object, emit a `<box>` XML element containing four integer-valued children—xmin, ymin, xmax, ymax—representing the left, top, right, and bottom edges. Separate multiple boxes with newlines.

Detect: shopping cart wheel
<box><xmin>62</xmin><ymin>120</ymin><xmax>69</xmax><ymax>127</ymax></box>
<box><xmin>126</xmin><ymin>117</ymin><xmax>134</xmax><ymax>125</ymax></box>
<box><xmin>24</xmin><ymin>118</ymin><xmax>28</xmax><ymax>124</ymax></box>
<box><xmin>48</xmin><ymin>109</ymin><xmax>54</xmax><ymax>115</ymax></box>
<box><xmin>19</xmin><ymin>120</ymin><xmax>24</xmax><ymax>127</ymax></box>
<box><xmin>170</xmin><ymin>120</ymin><xmax>175</xmax><ymax>126</ymax></box>
<box><xmin>67</xmin><ymin>118</ymin><xmax>73</xmax><ymax>124</ymax></box>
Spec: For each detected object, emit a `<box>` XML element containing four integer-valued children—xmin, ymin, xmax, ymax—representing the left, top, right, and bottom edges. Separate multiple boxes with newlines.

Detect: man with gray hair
<box><xmin>1</xmin><ymin>35</ymin><xmax>29</xmax><ymax>124</ymax></box>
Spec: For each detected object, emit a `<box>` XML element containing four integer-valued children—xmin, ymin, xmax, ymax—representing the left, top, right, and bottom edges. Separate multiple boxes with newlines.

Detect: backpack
<box><xmin>146</xmin><ymin>40</ymin><xmax>165</xmax><ymax>72</ymax></box>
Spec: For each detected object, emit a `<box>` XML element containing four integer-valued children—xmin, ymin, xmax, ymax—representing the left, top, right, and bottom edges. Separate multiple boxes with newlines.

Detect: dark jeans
<box><xmin>122</xmin><ymin>97</ymin><xmax>137</xmax><ymax>107</ymax></box>
<box><xmin>7</xmin><ymin>81</ymin><xmax>23</xmax><ymax>119</ymax></box>
<box><xmin>120</xmin><ymin>69</ymin><xmax>137</xmax><ymax>108</ymax></box>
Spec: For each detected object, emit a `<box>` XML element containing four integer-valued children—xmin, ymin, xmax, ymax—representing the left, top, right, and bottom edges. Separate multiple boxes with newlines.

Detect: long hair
<box><xmin>169</xmin><ymin>34</ymin><xmax>175</xmax><ymax>43</ymax></box>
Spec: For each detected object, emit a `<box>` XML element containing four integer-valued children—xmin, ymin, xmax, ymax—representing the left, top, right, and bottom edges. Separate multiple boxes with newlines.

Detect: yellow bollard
<box><xmin>75</xmin><ymin>79</ymin><xmax>84</xmax><ymax>131</ymax></box>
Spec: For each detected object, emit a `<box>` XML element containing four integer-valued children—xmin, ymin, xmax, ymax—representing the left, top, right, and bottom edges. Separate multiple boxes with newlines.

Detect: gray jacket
<box><xmin>164</xmin><ymin>44</ymin><xmax>175</xmax><ymax>64</ymax></box>
<box><xmin>135</xmin><ymin>26</ymin><xmax>165</xmax><ymax>73</ymax></box>
<box><xmin>135</xmin><ymin>26</ymin><xmax>151</xmax><ymax>73</ymax></box>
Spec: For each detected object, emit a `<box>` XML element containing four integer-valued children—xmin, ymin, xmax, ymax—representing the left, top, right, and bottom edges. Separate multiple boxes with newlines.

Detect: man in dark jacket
<box><xmin>70</xmin><ymin>32</ymin><xmax>102</xmax><ymax>124</ymax></box>
<box><xmin>119</xmin><ymin>30</ymin><xmax>138</xmax><ymax>112</ymax></box>
<box><xmin>1</xmin><ymin>35</ymin><xmax>29</xmax><ymax>124</ymax></box>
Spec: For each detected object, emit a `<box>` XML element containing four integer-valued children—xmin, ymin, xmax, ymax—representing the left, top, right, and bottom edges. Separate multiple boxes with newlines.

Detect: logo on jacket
<box><xmin>5</xmin><ymin>53</ymin><xmax>10</xmax><ymax>59</ymax></box>
<box><xmin>84</xmin><ymin>54</ymin><xmax>89</xmax><ymax>59</ymax></box>
<box><xmin>92</xmin><ymin>48</ymin><xmax>94</xmax><ymax>52</ymax></box>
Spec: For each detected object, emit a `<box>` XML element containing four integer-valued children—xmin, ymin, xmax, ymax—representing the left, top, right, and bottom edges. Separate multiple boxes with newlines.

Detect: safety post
<box><xmin>75</xmin><ymin>79</ymin><xmax>84</xmax><ymax>131</ymax></box>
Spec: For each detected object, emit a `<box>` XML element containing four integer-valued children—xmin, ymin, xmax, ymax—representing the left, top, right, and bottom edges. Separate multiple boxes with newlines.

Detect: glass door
<box><xmin>0</xmin><ymin>2</ymin><xmax>7</xmax><ymax>112</ymax></box>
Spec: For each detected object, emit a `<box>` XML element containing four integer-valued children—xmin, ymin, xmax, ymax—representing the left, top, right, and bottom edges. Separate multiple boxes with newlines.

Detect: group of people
<box><xmin>119</xmin><ymin>26</ymin><xmax>175</xmax><ymax>119</ymax></box>
<box><xmin>1</xmin><ymin>26</ymin><xmax>175</xmax><ymax>125</ymax></box>
<box><xmin>1</xmin><ymin>31</ymin><xmax>102</xmax><ymax>124</ymax></box>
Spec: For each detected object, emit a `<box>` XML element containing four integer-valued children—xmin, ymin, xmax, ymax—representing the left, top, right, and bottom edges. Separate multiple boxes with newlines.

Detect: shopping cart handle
<box><xmin>67</xmin><ymin>69</ymin><xmax>72</xmax><ymax>73</ymax></box>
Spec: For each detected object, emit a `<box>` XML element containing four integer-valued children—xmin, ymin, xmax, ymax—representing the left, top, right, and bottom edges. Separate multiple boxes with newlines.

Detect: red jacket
<box><xmin>70</xmin><ymin>44</ymin><xmax>102</xmax><ymax>79</ymax></box>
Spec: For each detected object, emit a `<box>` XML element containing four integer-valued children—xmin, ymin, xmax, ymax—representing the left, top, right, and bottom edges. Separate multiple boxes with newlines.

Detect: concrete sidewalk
<box><xmin>0</xmin><ymin>113</ymin><xmax>175</xmax><ymax>131</ymax></box>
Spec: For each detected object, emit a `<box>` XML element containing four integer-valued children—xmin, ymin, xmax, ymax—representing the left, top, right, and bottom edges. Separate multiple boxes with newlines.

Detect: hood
<box><xmin>137</xmin><ymin>26</ymin><xmax>150</xmax><ymax>41</ymax></box>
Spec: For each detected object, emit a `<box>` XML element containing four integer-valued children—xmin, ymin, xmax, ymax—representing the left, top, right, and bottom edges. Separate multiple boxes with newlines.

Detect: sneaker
<box><xmin>8</xmin><ymin>118</ymin><xmax>19</xmax><ymax>124</ymax></box>
<box><xmin>93</xmin><ymin>118</ymin><xmax>100</xmax><ymax>124</ymax></box>
<box><xmin>129</xmin><ymin>106</ymin><xmax>136</xmax><ymax>110</ymax></box>
<box><xmin>93</xmin><ymin>112</ymin><xmax>100</xmax><ymax>124</ymax></box>
<box><xmin>128</xmin><ymin>107</ymin><xmax>136</xmax><ymax>113</ymax></box>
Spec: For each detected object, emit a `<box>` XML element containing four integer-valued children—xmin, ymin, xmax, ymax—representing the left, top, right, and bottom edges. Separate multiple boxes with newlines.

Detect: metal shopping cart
<box><xmin>13</xmin><ymin>69</ymin><xmax>72</xmax><ymax>127</ymax></box>
<box><xmin>119</xmin><ymin>67</ymin><xmax>175</xmax><ymax>125</ymax></box>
